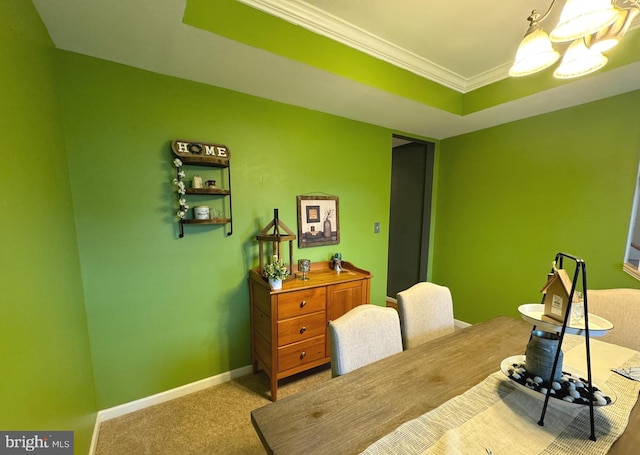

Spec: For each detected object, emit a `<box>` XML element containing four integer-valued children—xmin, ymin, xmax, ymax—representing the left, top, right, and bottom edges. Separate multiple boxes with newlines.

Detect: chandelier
<box><xmin>509</xmin><ymin>0</ymin><xmax>640</xmax><ymax>79</ymax></box>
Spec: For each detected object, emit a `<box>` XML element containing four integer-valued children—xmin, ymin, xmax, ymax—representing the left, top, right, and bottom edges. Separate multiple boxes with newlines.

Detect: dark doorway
<box><xmin>387</xmin><ymin>136</ymin><xmax>435</xmax><ymax>298</ymax></box>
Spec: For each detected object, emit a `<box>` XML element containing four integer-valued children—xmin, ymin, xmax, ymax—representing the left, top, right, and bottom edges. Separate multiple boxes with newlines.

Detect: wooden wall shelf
<box><xmin>185</xmin><ymin>188</ymin><xmax>231</xmax><ymax>196</ymax></box>
<box><xmin>171</xmin><ymin>139</ymin><xmax>233</xmax><ymax>237</ymax></box>
<box><xmin>181</xmin><ymin>218</ymin><xmax>231</xmax><ymax>225</ymax></box>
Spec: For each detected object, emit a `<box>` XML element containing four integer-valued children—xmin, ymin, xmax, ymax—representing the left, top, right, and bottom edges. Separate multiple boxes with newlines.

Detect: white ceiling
<box><xmin>243</xmin><ymin>0</ymin><xmax>557</xmax><ymax>92</ymax></box>
<box><xmin>32</xmin><ymin>0</ymin><xmax>640</xmax><ymax>140</ymax></box>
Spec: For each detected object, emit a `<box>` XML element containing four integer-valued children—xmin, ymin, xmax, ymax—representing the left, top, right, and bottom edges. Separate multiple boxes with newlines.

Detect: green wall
<box><xmin>435</xmin><ymin>92</ymin><xmax>640</xmax><ymax>324</ymax></box>
<box><xmin>0</xmin><ymin>1</ymin><xmax>96</xmax><ymax>453</ymax></box>
<box><xmin>54</xmin><ymin>51</ymin><xmax>393</xmax><ymax>409</ymax></box>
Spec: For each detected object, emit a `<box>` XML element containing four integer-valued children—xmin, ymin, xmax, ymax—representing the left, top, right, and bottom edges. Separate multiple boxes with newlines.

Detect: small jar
<box><xmin>193</xmin><ymin>206</ymin><xmax>210</xmax><ymax>220</ymax></box>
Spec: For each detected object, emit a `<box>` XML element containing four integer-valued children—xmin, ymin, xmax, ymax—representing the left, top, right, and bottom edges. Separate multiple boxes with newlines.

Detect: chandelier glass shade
<box><xmin>586</xmin><ymin>7</ymin><xmax>640</xmax><ymax>53</ymax></box>
<box><xmin>553</xmin><ymin>38</ymin><xmax>608</xmax><ymax>78</ymax></box>
<box><xmin>550</xmin><ymin>0</ymin><xmax>620</xmax><ymax>41</ymax></box>
<box><xmin>509</xmin><ymin>0</ymin><xmax>639</xmax><ymax>79</ymax></box>
<box><xmin>509</xmin><ymin>25</ymin><xmax>560</xmax><ymax>77</ymax></box>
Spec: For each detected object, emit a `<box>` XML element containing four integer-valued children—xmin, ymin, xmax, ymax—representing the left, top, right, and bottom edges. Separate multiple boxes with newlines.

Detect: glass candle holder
<box><xmin>298</xmin><ymin>259</ymin><xmax>310</xmax><ymax>281</ymax></box>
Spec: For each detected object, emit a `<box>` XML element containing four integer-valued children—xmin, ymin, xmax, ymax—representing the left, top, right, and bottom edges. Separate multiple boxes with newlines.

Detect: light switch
<box><xmin>374</xmin><ymin>222</ymin><xmax>380</xmax><ymax>234</ymax></box>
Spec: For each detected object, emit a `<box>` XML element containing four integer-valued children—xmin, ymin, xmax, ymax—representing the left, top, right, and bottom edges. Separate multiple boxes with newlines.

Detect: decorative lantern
<box><xmin>256</xmin><ymin>209</ymin><xmax>296</xmax><ymax>277</ymax></box>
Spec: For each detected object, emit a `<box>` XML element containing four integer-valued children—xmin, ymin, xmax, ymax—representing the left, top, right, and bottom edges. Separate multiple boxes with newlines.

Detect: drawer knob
<box><xmin>300</xmin><ymin>300</ymin><xmax>307</xmax><ymax>308</ymax></box>
<box><xmin>300</xmin><ymin>351</ymin><xmax>306</xmax><ymax>359</ymax></box>
<box><xmin>300</xmin><ymin>326</ymin><xmax>307</xmax><ymax>334</ymax></box>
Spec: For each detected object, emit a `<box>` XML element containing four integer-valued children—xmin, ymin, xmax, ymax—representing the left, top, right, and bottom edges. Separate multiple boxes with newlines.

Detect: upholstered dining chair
<box><xmin>587</xmin><ymin>288</ymin><xmax>640</xmax><ymax>352</ymax></box>
<box><xmin>329</xmin><ymin>304</ymin><xmax>403</xmax><ymax>378</ymax></box>
<box><xmin>397</xmin><ymin>282</ymin><xmax>455</xmax><ymax>350</ymax></box>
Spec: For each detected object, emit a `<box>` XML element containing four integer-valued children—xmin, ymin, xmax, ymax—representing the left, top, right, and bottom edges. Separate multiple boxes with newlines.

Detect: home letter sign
<box><xmin>171</xmin><ymin>139</ymin><xmax>230</xmax><ymax>166</ymax></box>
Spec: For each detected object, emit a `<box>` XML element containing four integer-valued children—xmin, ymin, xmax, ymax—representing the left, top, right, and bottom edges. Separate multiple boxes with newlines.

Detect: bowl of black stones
<box><xmin>501</xmin><ymin>355</ymin><xmax>615</xmax><ymax>406</ymax></box>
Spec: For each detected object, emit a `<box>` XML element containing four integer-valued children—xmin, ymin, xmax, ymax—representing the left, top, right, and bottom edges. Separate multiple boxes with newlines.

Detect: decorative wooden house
<box><xmin>540</xmin><ymin>269</ymin><xmax>581</xmax><ymax>322</ymax></box>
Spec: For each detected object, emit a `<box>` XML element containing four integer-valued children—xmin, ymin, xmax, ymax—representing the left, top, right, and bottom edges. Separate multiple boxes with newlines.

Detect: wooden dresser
<box><xmin>249</xmin><ymin>261</ymin><xmax>371</xmax><ymax>400</ymax></box>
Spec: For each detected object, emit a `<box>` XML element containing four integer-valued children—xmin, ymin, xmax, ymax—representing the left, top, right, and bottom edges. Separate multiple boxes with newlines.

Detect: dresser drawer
<box><xmin>277</xmin><ymin>312</ymin><xmax>326</xmax><ymax>347</ymax></box>
<box><xmin>277</xmin><ymin>336</ymin><xmax>326</xmax><ymax>373</ymax></box>
<box><xmin>277</xmin><ymin>287</ymin><xmax>326</xmax><ymax>320</ymax></box>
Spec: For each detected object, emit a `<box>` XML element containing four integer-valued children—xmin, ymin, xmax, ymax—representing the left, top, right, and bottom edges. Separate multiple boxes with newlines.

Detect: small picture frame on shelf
<box><xmin>296</xmin><ymin>195</ymin><xmax>339</xmax><ymax>248</ymax></box>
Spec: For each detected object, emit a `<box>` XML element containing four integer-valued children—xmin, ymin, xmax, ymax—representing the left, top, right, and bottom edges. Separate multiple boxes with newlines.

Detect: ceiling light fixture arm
<box><xmin>528</xmin><ymin>0</ymin><xmax>557</xmax><ymax>26</ymax></box>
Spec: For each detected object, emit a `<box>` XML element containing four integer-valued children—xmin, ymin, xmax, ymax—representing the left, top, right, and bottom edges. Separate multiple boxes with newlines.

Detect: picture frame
<box><xmin>297</xmin><ymin>195</ymin><xmax>340</xmax><ymax>248</ymax></box>
<box><xmin>306</xmin><ymin>205</ymin><xmax>321</xmax><ymax>223</ymax></box>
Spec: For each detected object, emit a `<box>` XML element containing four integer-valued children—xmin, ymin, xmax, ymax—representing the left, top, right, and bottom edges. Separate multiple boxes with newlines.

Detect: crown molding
<box><xmin>238</xmin><ymin>0</ymin><xmax>507</xmax><ymax>93</ymax></box>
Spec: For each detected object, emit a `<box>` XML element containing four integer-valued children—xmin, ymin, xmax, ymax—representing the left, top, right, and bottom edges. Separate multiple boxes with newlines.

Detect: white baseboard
<box><xmin>455</xmin><ymin>319</ymin><xmax>472</xmax><ymax>329</ymax></box>
<box><xmin>98</xmin><ymin>364</ymin><xmax>254</xmax><ymax>421</ymax></box>
<box><xmin>88</xmin><ymin>411</ymin><xmax>101</xmax><ymax>455</ymax></box>
<box><xmin>88</xmin><ymin>364</ymin><xmax>254</xmax><ymax>454</ymax></box>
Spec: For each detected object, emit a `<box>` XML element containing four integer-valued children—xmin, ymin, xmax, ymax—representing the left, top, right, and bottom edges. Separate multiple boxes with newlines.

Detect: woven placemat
<box><xmin>362</xmin><ymin>339</ymin><xmax>640</xmax><ymax>455</ymax></box>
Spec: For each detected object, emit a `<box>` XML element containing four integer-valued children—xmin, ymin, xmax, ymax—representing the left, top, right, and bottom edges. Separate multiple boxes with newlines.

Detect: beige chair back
<box><xmin>587</xmin><ymin>288</ymin><xmax>640</xmax><ymax>351</ymax></box>
<box><xmin>329</xmin><ymin>304</ymin><xmax>402</xmax><ymax>378</ymax></box>
<box><xmin>397</xmin><ymin>282</ymin><xmax>455</xmax><ymax>349</ymax></box>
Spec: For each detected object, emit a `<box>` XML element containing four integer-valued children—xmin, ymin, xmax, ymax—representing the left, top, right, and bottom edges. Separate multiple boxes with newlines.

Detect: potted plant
<box><xmin>263</xmin><ymin>260</ymin><xmax>290</xmax><ymax>290</ymax></box>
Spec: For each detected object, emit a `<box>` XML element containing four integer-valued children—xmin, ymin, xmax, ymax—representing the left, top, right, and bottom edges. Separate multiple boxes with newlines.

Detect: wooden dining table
<box><xmin>251</xmin><ymin>316</ymin><xmax>640</xmax><ymax>454</ymax></box>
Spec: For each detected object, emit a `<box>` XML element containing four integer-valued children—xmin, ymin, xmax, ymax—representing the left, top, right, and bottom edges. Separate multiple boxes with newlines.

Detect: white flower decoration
<box><xmin>173</xmin><ymin>158</ymin><xmax>188</xmax><ymax>219</ymax></box>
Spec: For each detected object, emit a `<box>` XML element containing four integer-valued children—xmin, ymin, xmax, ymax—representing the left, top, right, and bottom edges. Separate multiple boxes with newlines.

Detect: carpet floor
<box><xmin>95</xmin><ymin>365</ymin><xmax>332</xmax><ymax>455</ymax></box>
